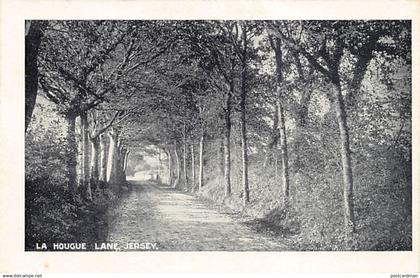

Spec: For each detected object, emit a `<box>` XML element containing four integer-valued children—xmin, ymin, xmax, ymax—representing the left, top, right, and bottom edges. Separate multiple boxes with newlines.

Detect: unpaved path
<box><xmin>107</xmin><ymin>181</ymin><xmax>287</xmax><ymax>251</ymax></box>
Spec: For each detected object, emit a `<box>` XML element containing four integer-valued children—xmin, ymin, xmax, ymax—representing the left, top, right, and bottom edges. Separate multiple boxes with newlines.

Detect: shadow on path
<box><xmin>107</xmin><ymin>180</ymin><xmax>288</xmax><ymax>251</ymax></box>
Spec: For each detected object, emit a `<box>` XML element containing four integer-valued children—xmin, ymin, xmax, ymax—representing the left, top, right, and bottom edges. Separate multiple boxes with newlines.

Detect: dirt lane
<box><xmin>106</xmin><ymin>181</ymin><xmax>287</xmax><ymax>251</ymax></box>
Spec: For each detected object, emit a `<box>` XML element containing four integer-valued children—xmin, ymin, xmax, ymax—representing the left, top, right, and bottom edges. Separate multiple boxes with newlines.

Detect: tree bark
<box><xmin>332</xmin><ymin>81</ymin><xmax>356</xmax><ymax>233</ymax></box>
<box><xmin>116</xmin><ymin>141</ymin><xmax>123</xmax><ymax>183</ymax></box>
<box><xmin>198</xmin><ymin>134</ymin><xmax>204</xmax><ymax>190</ymax></box>
<box><xmin>240</xmin><ymin>28</ymin><xmax>250</xmax><ymax>204</ymax></box>
<box><xmin>277</xmin><ymin>96</ymin><xmax>290</xmax><ymax>201</ymax></box>
<box><xmin>167</xmin><ymin>148</ymin><xmax>172</xmax><ymax>186</ymax></box>
<box><xmin>218</xmin><ymin>137</ymin><xmax>224</xmax><ymax>185</ymax></box>
<box><xmin>65</xmin><ymin>112</ymin><xmax>77</xmax><ymax>197</ymax></box>
<box><xmin>173</xmin><ymin>142</ymin><xmax>180</xmax><ymax>188</ymax></box>
<box><xmin>119</xmin><ymin>146</ymin><xmax>127</xmax><ymax>183</ymax></box>
<box><xmin>157</xmin><ymin>149</ymin><xmax>162</xmax><ymax>182</ymax></box>
<box><xmin>183</xmin><ymin>124</ymin><xmax>188</xmax><ymax>188</ymax></box>
<box><xmin>270</xmin><ymin>36</ymin><xmax>290</xmax><ymax>204</ymax></box>
<box><xmin>25</xmin><ymin>21</ymin><xmax>44</xmax><ymax>132</ymax></box>
<box><xmin>274</xmin><ymin>149</ymin><xmax>279</xmax><ymax>182</ymax></box>
<box><xmin>224</xmin><ymin>83</ymin><xmax>232</xmax><ymax>197</ymax></box>
<box><xmin>191</xmin><ymin>142</ymin><xmax>195</xmax><ymax>191</ymax></box>
<box><xmin>240</xmin><ymin>115</ymin><xmax>250</xmax><ymax>204</ymax></box>
<box><xmin>106</xmin><ymin>130</ymin><xmax>119</xmax><ymax>191</ymax></box>
<box><xmin>76</xmin><ymin>116</ymin><xmax>84</xmax><ymax>190</ymax></box>
<box><xmin>277</xmin><ymin>28</ymin><xmax>357</xmax><ymax>235</ymax></box>
<box><xmin>81</xmin><ymin>113</ymin><xmax>92</xmax><ymax>200</ymax></box>
<box><xmin>123</xmin><ymin>150</ymin><xmax>130</xmax><ymax>174</ymax></box>
<box><xmin>89</xmin><ymin>136</ymin><xmax>100</xmax><ymax>194</ymax></box>
<box><xmin>99</xmin><ymin>133</ymin><xmax>107</xmax><ymax>187</ymax></box>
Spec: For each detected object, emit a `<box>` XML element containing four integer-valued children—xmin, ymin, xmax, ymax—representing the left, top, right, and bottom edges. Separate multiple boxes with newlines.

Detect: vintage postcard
<box><xmin>0</xmin><ymin>0</ymin><xmax>419</xmax><ymax>275</ymax></box>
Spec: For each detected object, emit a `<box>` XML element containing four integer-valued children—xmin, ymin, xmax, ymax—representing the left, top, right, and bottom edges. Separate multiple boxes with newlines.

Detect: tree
<box><xmin>267</xmin><ymin>21</ymin><xmax>357</xmax><ymax>234</ymax></box>
<box><xmin>267</xmin><ymin>33</ymin><xmax>290</xmax><ymax>203</ymax></box>
<box><xmin>267</xmin><ymin>20</ymin><xmax>411</xmax><ymax>236</ymax></box>
<box><xmin>25</xmin><ymin>20</ymin><xmax>46</xmax><ymax>132</ymax></box>
<box><xmin>37</xmin><ymin>21</ymin><xmax>127</xmax><ymax>196</ymax></box>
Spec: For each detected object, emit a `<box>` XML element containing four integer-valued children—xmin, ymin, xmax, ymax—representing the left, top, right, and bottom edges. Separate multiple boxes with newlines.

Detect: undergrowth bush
<box><xmin>197</xmin><ymin>134</ymin><xmax>411</xmax><ymax>251</ymax></box>
<box><xmin>25</xmin><ymin>103</ymin><xmax>119</xmax><ymax>250</ymax></box>
<box><xmin>25</xmin><ymin>177</ymin><xmax>118</xmax><ymax>250</ymax></box>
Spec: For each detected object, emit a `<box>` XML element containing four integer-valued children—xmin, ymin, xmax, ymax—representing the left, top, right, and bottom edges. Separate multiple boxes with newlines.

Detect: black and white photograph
<box><xmin>24</xmin><ymin>19</ymin><xmax>412</xmax><ymax>252</ymax></box>
<box><xmin>0</xmin><ymin>0</ymin><xmax>419</xmax><ymax>275</ymax></box>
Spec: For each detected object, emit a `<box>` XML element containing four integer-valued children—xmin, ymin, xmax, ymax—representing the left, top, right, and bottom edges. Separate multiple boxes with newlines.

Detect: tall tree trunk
<box><xmin>65</xmin><ymin>112</ymin><xmax>77</xmax><ymax>197</ymax></box>
<box><xmin>332</xmin><ymin>81</ymin><xmax>356</xmax><ymax>234</ymax></box>
<box><xmin>81</xmin><ymin>113</ymin><xmax>92</xmax><ymax>200</ymax></box>
<box><xmin>274</xmin><ymin>149</ymin><xmax>279</xmax><ymax>181</ymax></box>
<box><xmin>183</xmin><ymin>124</ymin><xmax>188</xmax><ymax>188</ymax></box>
<box><xmin>99</xmin><ymin>133</ymin><xmax>107</xmax><ymax>187</ymax></box>
<box><xmin>106</xmin><ymin>130</ymin><xmax>119</xmax><ymax>191</ymax></box>
<box><xmin>25</xmin><ymin>21</ymin><xmax>44</xmax><ymax>132</ymax></box>
<box><xmin>270</xmin><ymin>36</ymin><xmax>290</xmax><ymax>205</ymax></box>
<box><xmin>116</xmin><ymin>141</ymin><xmax>123</xmax><ymax>183</ymax></box>
<box><xmin>76</xmin><ymin>116</ymin><xmax>84</xmax><ymax>190</ymax></box>
<box><xmin>294</xmin><ymin>93</ymin><xmax>310</xmax><ymax>173</ymax></box>
<box><xmin>119</xmin><ymin>146</ymin><xmax>127</xmax><ymax>183</ymax></box>
<box><xmin>157</xmin><ymin>149</ymin><xmax>162</xmax><ymax>182</ymax></box>
<box><xmin>123</xmin><ymin>150</ymin><xmax>130</xmax><ymax>174</ymax></box>
<box><xmin>218</xmin><ymin>138</ymin><xmax>224</xmax><ymax>186</ymax></box>
<box><xmin>89</xmin><ymin>137</ymin><xmax>100</xmax><ymax>195</ymax></box>
<box><xmin>277</xmin><ymin>96</ymin><xmax>290</xmax><ymax>202</ymax></box>
<box><xmin>173</xmin><ymin>142</ymin><xmax>180</xmax><ymax>188</ymax></box>
<box><xmin>191</xmin><ymin>142</ymin><xmax>195</xmax><ymax>191</ymax></box>
<box><xmin>198</xmin><ymin>134</ymin><xmax>204</xmax><ymax>190</ymax></box>
<box><xmin>240</xmin><ymin>115</ymin><xmax>249</xmax><ymax>204</ymax></box>
<box><xmin>167</xmin><ymin>148</ymin><xmax>172</xmax><ymax>186</ymax></box>
<box><xmin>224</xmin><ymin>84</ymin><xmax>232</xmax><ymax>197</ymax></box>
<box><xmin>240</xmin><ymin>31</ymin><xmax>250</xmax><ymax>204</ymax></box>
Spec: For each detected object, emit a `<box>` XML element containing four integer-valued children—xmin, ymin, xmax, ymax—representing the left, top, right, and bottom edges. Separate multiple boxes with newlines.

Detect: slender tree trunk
<box><xmin>167</xmin><ymin>148</ymin><xmax>172</xmax><ymax>186</ymax></box>
<box><xmin>218</xmin><ymin>138</ymin><xmax>224</xmax><ymax>185</ymax></box>
<box><xmin>123</xmin><ymin>150</ymin><xmax>130</xmax><ymax>174</ymax></box>
<box><xmin>293</xmin><ymin>75</ymin><xmax>311</xmax><ymax>173</ymax></box>
<box><xmin>274</xmin><ymin>149</ymin><xmax>279</xmax><ymax>181</ymax></box>
<box><xmin>157</xmin><ymin>149</ymin><xmax>162</xmax><ymax>182</ymax></box>
<box><xmin>402</xmin><ymin>156</ymin><xmax>412</xmax><ymax>224</ymax></box>
<box><xmin>76</xmin><ymin>116</ymin><xmax>84</xmax><ymax>190</ymax></box>
<box><xmin>241</xmin><ymin>120</ymin><xmax>250</xmax><ymax>204</ymax></box>
<box><xmin>183</xmin><ymin>124</ymin><xmax>188</xmax><ymax>189</ymax></box>
<box><xmin>65</xmin><ymin>113</ymin><xmax>77</xmax><ymax>197</ymax></box>
<box><xmin>277</xmin><ymin>96</ymin><xmax>290</xmax><ymax>202</ymax></box>
<box><xmin>81</xmin><ymin>113</ymin><xmax>92</xmax><ymax>200</ymax></box>
<box><xmin>198</xmin><ymin>134</ymin><xmax>204</xmax><ymax>190</ymax></box>
<box><xmin>119</xmin><ymin>146</ymin><xmax>127</xmax><ymax>183</ymax></box>
<box><xmin>270</xmin><ymin>36</ymin><xmax>290</xmax><ymax>205</ymax></box>
<box><xmin>332</xmin><ymin>81</ymin><xmax>356</xmax><ymax>234</ymax></box>
<box><xmin>191</xmin><ymin>142</ymin><xmax>195</xmax><ymax>191</ymax></box>
<box><xmin>106</xmin><ymin>130</ymin><xmax>119</xmax><ymax>191</ymax></box>
<box><xmin>99</xmin><ymin>133</ymin><xmax>107</xmax><ymax>187</ymax></box>
<box><xmin>25</xmin><ymin>21</ymin><xmax>44</xmax><ymax>132</ymax></box>
<box><xmin>90</xmin><ymin>137</ymin><xmax>99</xmax><ymax>195</ymax></box>
<box><xmin>173</xmin><ymin>143</ymin><xmax>180</xmax><ymax>189</ymax></box>
<box><xmin>116</xmin><ymin>141</ymin><xmax>123</xmax><ymax>183</ymax></box>
<box><xmin>224</xmin><ymin>85</ymin><xmax>232</xmax><ymax>197</ymax></box>
<box><xmin>240</xmin><ymin>33</ymin><xmax>250</xmax><ymax>204</ymax></box>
